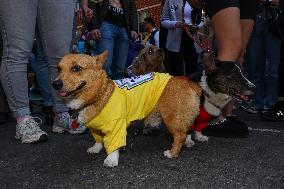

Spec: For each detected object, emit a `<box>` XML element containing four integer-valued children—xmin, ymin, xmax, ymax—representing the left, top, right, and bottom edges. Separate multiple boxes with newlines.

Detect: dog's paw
<box><xmin>184</xmin><ymin>135</ymin><xmax>195</xmax><ymax>148</ymax></box>
<box><xmin>164</xmin><ymin>150</ymin><xmax>173</xmax><ymax>158</ymax></box>
<box><xmin>87</xmin><ymin>143</ymin><xmax>103</xmax><ymax>154</ymax></box>
<box><xmin>103</xmin><ymin>150</ymin><xmax>119</xmax><ymax>168</ymax></box>
<box><xmin>195</xmin><ymin>132</ymin><xmax>209</xmax><ymax>142</ymax></box>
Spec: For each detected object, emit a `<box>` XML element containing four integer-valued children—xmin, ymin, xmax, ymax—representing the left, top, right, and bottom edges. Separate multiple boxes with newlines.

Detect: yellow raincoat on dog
<box><xmin>86</xmin><ymin>73</ymin><xmax>171</xmax><ymax>154</ymax></box>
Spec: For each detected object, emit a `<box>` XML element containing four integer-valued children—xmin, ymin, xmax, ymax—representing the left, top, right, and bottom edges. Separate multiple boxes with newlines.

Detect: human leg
<box><xmin>33</xmin><ymin>25</ymin><xmax>53</xmax><ymax>107</ymax></box>
<box><xmin>181</xmin><ymin>31</ymin><xmax>198</xmax><ymax>75</ymax></box>
<box><xmin>38</xmin><ymin>0</ymin><xmax>85</xmax><ymax>134</ymax></box>
<box><xmin>245</xmin><ymin>16</ymin><xmax>266</xmax><ymax>112</ymax></box>
<box><xmin>112</xmin><ymin>26</ymin><xmax>130</xmax><ymax>80</ymax></box>
<box><xmin>0</xmin><ymin>0</ymin><xmax>37</xmax><ymax>117</ymax></box>
<box><xmin>203</xmin><ymin>0</ymin><xmax>256</xmax><ymax>137</ymax></box>
<box><xmin>37</xmin><ymin>0</ymin><xmax>76</xmax><ymax>113</ymax></box>
<box><xmin>0</xmin><ymin>32</ymin><xmax>9</xmax><ymax>122</ymax></box>
<box><xmin>32</xmin><ymin>24</ymin><xmax>54</xmax><ymax>125</ymax></box>
<box><xmin>211</xmin><ymin>7</ymin><xmax>242</xmax><ymax>61</ymax></box>
<box><xmin>165</xmin><ymin>50</ymin><xmax>183</xmax><ymax>76</ymax></box>
<box><xmin>260</xmin><ymin>41</ymin><xmax>284</xmax><ymax>121</ymax></box>
<box><xmin>0</xmin><ymin>0</ymin><xmax>47</xmax><ymax>142</ymax></box>
<box><xmin>96</xmin><ymin>21</ymin><xmax>115</xmax><ymax>78</ymax></box>
<box><xmin>264</xmin><ymin>33</ymin><xmax>281</xmax><ymax>108</ymax></box>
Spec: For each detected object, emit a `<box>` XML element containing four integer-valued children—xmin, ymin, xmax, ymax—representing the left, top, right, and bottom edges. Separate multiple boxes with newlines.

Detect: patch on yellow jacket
<box><xmin>86</xmin><ymin>73</ymin><xmax>171</xmax><ymax>154</ymax></box>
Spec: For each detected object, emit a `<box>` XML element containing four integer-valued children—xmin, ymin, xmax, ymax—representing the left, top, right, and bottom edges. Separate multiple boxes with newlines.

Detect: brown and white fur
<box><xmin>52</xmin><ymin>51</ymin><xmax>202</xmax><ymax>167</ymax></box>
<box><xmin>131</xmin><ymin>48</ymin><xmax>255</xmax><ymax>147</ymax></box>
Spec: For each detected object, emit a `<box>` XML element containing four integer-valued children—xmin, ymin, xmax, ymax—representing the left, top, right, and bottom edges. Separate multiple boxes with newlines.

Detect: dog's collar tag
<box><xmin>71</xmin><ymin>120</ymin><xmax>79</xmax><ymax>129</ymax></box>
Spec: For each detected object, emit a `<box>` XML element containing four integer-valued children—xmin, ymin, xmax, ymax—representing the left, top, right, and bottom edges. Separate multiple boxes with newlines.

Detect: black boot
<box><xmin>260</xmin><ymin>101</ymin><xmax>284</xmax><ymax>122</ymax></box>
<box><xmin>0</xmin><ymin>112</ymin><xmax>9</xmax><ymax>124</ymax></box>
<box><xmin>202</xmin><ymin>117</ymin><xmax>249</xmax><ymax>138</ymax></box>
<box><xmin>43</xmin><ymin>106</ymin><xmax>55</xmax><ymax>126</ymax></box>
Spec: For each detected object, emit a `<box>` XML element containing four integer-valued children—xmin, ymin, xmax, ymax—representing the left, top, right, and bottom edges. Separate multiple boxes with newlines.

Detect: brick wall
<box><xmin>136</xmin><ymin>0</ymin><xmax>162</xmax><ymax>28</ymax></box>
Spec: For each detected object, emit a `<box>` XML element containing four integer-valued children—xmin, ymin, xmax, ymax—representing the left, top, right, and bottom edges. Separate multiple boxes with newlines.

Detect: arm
<box><xmin>154</xmin><ymin>31</ymin><xmax>160</xmax><ymax>47</ymax></box>
<box><xmin>128</xmin><ymin>0</ymin><xmax>138</xmax><ymax>39</ymax></box>
<box><xmin>161</xmin><ymin>0</ymin><xmax>177</xmax><ymax>29</ymax></box>
<box><xmin>80</xmin><ymin>0</ymin><xmax>88</xmax><ymax>10</ymax></box>
<box><xmin>129</xmin><ymin>0</ymin><xmax>138</xmax><ymax>32</ymax></box>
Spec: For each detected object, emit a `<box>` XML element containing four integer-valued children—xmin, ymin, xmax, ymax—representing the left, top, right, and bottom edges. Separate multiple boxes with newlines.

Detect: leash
<box><xmin>181</xmin><ymin>0</ymin><xmax>212</xmax><ymax>53</ymax></box>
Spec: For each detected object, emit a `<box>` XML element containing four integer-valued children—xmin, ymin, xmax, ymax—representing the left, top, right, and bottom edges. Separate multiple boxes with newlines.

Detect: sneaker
<box><xmin>15</xmin><ymin>116</ymin><xmax>48</xmax><ymax>143</ymax></box>
<box><xmin>202</xmin><ymin>118</ymin><xmax>249</xmax><ymax>138</ymax></box>
<box><xmin>260</xmin><ymin>102</ymin><xmax>284</xmax><ymax>122</ymax></box>
<box><xmin>52</xmin><ymin>112</ymin><xmax>86</xmax><ymax>134</ymax></box>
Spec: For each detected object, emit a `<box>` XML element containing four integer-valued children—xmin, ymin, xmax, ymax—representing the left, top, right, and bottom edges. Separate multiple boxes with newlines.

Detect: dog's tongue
<box><xmin>60</xmin><ymin>92</ymin><xmax>67</xmax><ymax>97</ymax></box>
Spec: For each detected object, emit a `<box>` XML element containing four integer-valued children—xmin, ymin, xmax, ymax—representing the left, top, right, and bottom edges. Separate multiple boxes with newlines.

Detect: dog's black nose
<box><xmin>52</xmin><ymin>79</ymin><xmax>63</xmax><ymax>90</ymax></box>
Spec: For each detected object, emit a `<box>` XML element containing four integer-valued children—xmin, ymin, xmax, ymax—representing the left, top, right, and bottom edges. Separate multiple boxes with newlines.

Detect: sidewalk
<box><xmin>0</xmin><ymin>112</ymin><xmax>283</xmax><ymax>189</ymax></box>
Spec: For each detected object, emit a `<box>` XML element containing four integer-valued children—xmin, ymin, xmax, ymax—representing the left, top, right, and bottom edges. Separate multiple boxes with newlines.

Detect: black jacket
<box><xmin>90</xmin><ymin>0</ymin><xmax>138</xmax><ymax>34</ymax></box>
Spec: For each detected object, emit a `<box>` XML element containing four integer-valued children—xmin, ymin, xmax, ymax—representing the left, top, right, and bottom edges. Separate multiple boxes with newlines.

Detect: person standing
<box><xmin>161</xmin><ymin>0</ymin><xmax>203</xmax><ymax>76</ymax></box>
<box><xmin>90</xmin><ymin>0</ymin><xmax>138</xmax><ymax>79</ymax></box>
<box><xmin>261</xmin><ymin>0</ymin><xmax>284</xmax><ymax>121</ymax></box>
<box><xmin>0</xmin><ymin>0</ymin><xmax>85</xmax><ymax>144</ymax></box>
<box><xmin>193</xmin><ymin>0</ymin><xmax>256</xmax><ymax>138</ymax></box>
<box><xmin>246</xmin><ymin>1</ymin><xmax>281</xmax><ymax>114</ymax></box>
<box><xmin>143</xmin><ymin>17</ymin><xmax>160</xmax><ymax>47</ymax></box>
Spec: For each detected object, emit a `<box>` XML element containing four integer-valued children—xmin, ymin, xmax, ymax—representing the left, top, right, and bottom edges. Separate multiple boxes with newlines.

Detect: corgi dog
<box><xmin>130</xmin><ymin>47</ymin><xmax>255</xmax><ymax>146</ymax></box>
<box><xmin>52</xmin><ymin>51</ymin><xmax>202</xmax><ymax>167</ymax></box>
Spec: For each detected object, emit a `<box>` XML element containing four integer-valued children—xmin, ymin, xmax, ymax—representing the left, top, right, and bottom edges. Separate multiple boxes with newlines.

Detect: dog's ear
<box><xmin>202</xmin><ymin>51</ymin><xmax>217</xmax><ymax>75</ymax></box>
<box><xmin>94</xmin><ymin>50</ymin><xmax>108</xmax><ymax>67</ymax></box>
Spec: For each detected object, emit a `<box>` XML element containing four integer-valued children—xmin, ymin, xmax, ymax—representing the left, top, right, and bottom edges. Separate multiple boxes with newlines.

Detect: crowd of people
<box><xmin>0</xmin><ymin>0</ymin><xmax>283</xmax><ymax>145</ymax></box>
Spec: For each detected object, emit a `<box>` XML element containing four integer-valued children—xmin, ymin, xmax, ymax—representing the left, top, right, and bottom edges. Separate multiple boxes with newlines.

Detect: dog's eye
<box><xmin>72</xmin><ymin>65</ymin><xmax>82</xmax><ymax>73</ymax></box>
<box><xmin>149</xmin><ymin>50</ymin><xmax>153</xmax><ymax>53</ymax></box>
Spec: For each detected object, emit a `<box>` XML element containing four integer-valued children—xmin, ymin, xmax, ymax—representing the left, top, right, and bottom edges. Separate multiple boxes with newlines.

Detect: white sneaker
<box><xmin>52</xmin><ymin>112</ymin><xmax>86</xmax><ymax>134</ymax></box>
<box><xmin>15</xmin><ymin>116</ymin><xmax>48</xmax><ymax>143</ymax></box>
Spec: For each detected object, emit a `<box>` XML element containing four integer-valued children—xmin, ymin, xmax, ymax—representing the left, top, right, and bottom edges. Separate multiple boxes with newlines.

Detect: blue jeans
<box><xmin>0</xmin><ymin>0</ymin><xmax>76</xmax><ymax>117</ymax></box>
<box><xmin>97</xmin><ymin>21</ymin><xmax>130</xmax><ymax>80</ymax></box>
<box><xmin>246</xmin><ymin>16</ymin><xmax>281</xmax><ymax>109</ymax></box>
<box><xmin>31</xmin><ymin>25</ymin><xmax>53</xmax><ymax>107</ymax></box>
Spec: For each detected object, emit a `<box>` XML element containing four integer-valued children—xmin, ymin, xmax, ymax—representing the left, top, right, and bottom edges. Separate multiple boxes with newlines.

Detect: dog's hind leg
<box><xmin>194</xmin><ymin>131</ymin><xmax>209</xmax><ymax>142</ymax></box>
<box><xmin>184</xmin><ymin>134</ymin><xmax>195</xmax><ymax>147</ymax></box>
<box><xmin>164</xmin><ymin>131</ymin><xmax>187</xmax><ymax>158</ymax></box>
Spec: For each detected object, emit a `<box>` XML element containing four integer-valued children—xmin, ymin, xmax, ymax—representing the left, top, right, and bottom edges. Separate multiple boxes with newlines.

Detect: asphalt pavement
<box><xmin>0</xmin><ymin>111</ymin><xmax>283</xmax><ymax>189</ymax></box>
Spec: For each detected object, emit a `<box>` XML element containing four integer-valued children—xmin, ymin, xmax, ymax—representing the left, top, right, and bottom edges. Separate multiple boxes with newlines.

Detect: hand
<box><xmin>91</xmin><ymin>29</ymin><xmax>101</xmax><ymax>41</ymax></box>
<box><xmin>131</xmin><ymin>31</ymin><xmax>138</xmax><ymax>40</ymax></box>
<box><xmin>82</xmin><ymin>7</ymin><xmax>93</xmax><ymax>22</ymax></box>
<box><xmin>188</xmin><ymin>25</ymin><xmax>198</xmax><ymax>33</ymax></box>
<box><xmin>175</xmin><ymin>21</ymin><xmax>184</xmax><ymax>29</ymax></box>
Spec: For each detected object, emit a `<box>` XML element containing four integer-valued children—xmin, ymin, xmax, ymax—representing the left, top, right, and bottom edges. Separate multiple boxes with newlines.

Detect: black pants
<box><xmin>279</xmin><ymin>7</ymin><xmax>284</xmax><ymax>97</ymax></box>
<box><xmin>204</xmin><ymin>0</ymin><xmax>256</xmax><ymax>19</ymax></box>
<box><xmin>279</xmin><ymin>43</ymin><xmax>284</xmax><ymax>97</ymax></box>
<box><xmin>165</xmin><ymin>31</ymin><xmax>198</xmax><ymax>76</ymax></box>
<box><xmin>0</xmin><ymin>33</ymin><xmax>9</xmax><ymax>113</ymax></box>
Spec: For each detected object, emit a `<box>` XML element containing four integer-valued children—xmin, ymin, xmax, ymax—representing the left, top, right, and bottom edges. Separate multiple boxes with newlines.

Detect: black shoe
<box><xmin>226</xmin><ymin>115</ymin><xmax>247</xmax><ymax>126</ymax></box>
<box><xmin>260</xmin><ymin>102</ymin><xmax>284</xmax><ymax>122</ymax></box>
<box><xmin>42</xmin><ymin>106</ymin><xmax>54</xmax><ymax>126</ymax></box>
<box><xmin>0</xmin><ymin>112</ymin><xmax>9</xmax><ymax>124</ymax></box>
<box><xmin>202</xmin><ymin>118</ymin><xmax>249</xmax><ymax>138</ymax></box>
